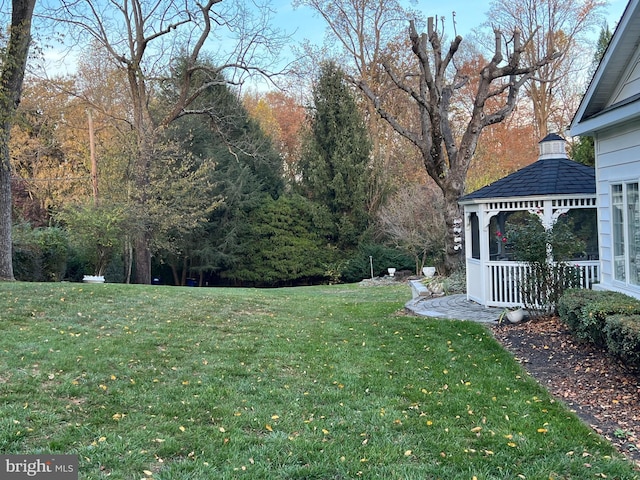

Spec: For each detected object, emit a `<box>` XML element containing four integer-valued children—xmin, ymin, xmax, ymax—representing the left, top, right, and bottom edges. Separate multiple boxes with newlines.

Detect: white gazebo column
<box><xmin>484</xmin><ymin>209</ymin><xmax>503</xmax><ymax>307</ymax></box>
<box><xmin>542</xmin><ymin>200</ymin><xmax>554</xmax><ymax>230</ymax></box>
<box><xmin>464</xmin><ymin>205</ymin><xmax>499</xmax><ymax>307</ymax></box>
<box><xmin>465</xmin><ymin>204</ymin><xmax>485</xmax><ymax>305</ymax></box>
<box><xmin>480</xmin><ymin>208</ymin><xmax>492</xmax><ymax>306</ymax></box>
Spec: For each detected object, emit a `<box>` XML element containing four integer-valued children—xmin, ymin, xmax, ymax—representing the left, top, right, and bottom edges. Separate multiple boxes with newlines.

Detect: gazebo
<box><xmin>459</xmin><ymin>134</ymin><xmax>599</xmax><ymax>307</ymax></box>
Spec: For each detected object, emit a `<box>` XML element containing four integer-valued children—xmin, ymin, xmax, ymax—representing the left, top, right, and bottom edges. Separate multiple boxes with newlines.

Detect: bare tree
<box><xmin>485</xmin><ymin>0</ymin><xmax>605</xmax><ymax>137</ymax></box>
<box><xmin>43</xmin><ymin>0</ymin><xmax>287</xmax><ymax>283</ymax></box>
<box><xmin>353</xmin><ymin>18</ymin><xmax>560</xmax><ymax>273</ymax></box>
<box><xmin>0</xmin><ymin>0</ymin><xmax>37</xmax><ymax>281</ymax></box>
<box><xmin>294</xmin><ymin>0</ymin><xmax>408</xmax><ymax>78</ymax></box>
<box><xmin>376</xmin><ymin>184</ymin><xmax>445</xmax><ymax>274</ymax></box>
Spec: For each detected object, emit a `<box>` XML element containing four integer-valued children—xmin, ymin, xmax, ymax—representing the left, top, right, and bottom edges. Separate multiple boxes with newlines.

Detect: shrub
<box><xmin>224</xmin><ymin>195</ymin><xmax>337</xmax><ymax>286</ymax></box>
<box><xmin>579</xmin><ymin>294</ymin><xmax>640</xmax><ymax>348</ymax></box>
<box><xmin>519</xmin><ymin>262</ymin><xmax>583</xmax><ymax>318</ymax></box>
<box><xmin>12</xmin><ymin>223</ymin><xmax>69</xmax><ymax>282</ymax></box>
<box><xmin>37</xmin><ymin>227</ymin><xmax>69</xmax><ymax>281</ymax></box>
<box><xmin>12</xmin><ymin>222</ymin><xmax>42</xmax><ymax>281</ymax></box>
<box><xmin>57</xmin><ymin>202</ymin><xmax>126</xmax><ymax>277</ymax></box>
<box><xmin>505</xmin><ymin>213</ymin><xmax>586</xmax><ymax>316</ymax></box>
<box><xmin>558</xmin><ymin>289</ymin><xmax>614</xmax><ymax>332</ymax></box>
<box><xmin>558</xmin><ymin>289</ymin><xmax>640</xmax><ymax>348</ymax></box>
<box><xmin>604</xmin><ymin>314</ymin><xmax>640</xmax><ymax>369</ymax></box>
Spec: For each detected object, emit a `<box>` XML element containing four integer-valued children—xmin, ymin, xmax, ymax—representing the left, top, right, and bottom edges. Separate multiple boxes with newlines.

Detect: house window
<box><xmin>612</xmin><ymin>182</ymin><xmax>640</xmax><ymax>285</ymax></box>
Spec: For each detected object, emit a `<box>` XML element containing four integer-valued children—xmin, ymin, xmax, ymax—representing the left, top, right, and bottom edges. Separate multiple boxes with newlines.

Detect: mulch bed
<box><xmin>491</xmin><ymin>316</ymin><xmax>640</xmax><ymax>467</ymax></box>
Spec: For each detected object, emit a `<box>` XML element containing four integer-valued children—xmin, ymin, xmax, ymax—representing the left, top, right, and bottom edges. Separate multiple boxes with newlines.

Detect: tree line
<box><xmin>1</xmin><ymin>0</ymin><xmax>609</xmax><ymax>285</ymax></box>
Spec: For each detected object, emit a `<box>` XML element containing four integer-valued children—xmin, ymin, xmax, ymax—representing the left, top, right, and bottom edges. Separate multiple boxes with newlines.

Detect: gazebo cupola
<box><xmin>459</xmin><ymin>134</ymin><xmax>598</xmax><ymax>307</ymax></box>
<box><xmin>538</xmin><ymin>132</ymin><xmax>568</xmax><ymax>159</ymax></box>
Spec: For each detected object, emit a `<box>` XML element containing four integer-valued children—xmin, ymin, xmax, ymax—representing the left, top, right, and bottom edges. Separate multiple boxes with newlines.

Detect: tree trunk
<box><xmin>0</xmin><ymin>126</ymin><xmax>14</xmax><ymax>281</ymax></box>
<box><xmin>0</xmin><ymin>0</ymin><xmax>37</xmax><ymax>282</ymax></box>
<box><xmin>441</xmin><ymin>180</ymin><xmax>465</xmax><ymax>275</ymax></box>
<box><xmin>124</xmin><ymin>238</ymin><xmax>133</xmax><ymax>284</ymax></box>
<box><xmin>181</xmin><ymin>256</ymin><xmax>188</xmax><ymax>286</ymax></box>
<box><xmin>131</xmin><ymin>124</ymin><xmax>153</xmax><ymax>285</ymax></box>
<box><xmin>170</xmin><ymin>263</ymin><xmax>180</xmax><ymax>286</ymax></box>
<box><xmin>88</xmin><ymin>109</ymin><xmax>99</xmax><ymax>203</ymax></box>
<box><xmin>133</xmin><ymin>232</ymin><xmax>152</xmax><ymax>284</ymax></box>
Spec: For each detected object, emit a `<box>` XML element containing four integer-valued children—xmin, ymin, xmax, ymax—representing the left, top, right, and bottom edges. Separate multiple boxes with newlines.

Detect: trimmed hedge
<box><xmin>604</xmin><ymin>315</ymin><xmax>640</xmax><ymax>369</ymax></box>
<box><xmin>557</xmin><ymin>289</ymin><xmax>609</xmax><ymax>333</ymax></box>
<box><xmin>558</xmin><ymin>289</ymin><xmax>640</xmax><ymax>368</ymax></box>
<box><xmin>583</xmin><ymin>295</ymin><xmax>640</xmax><ymax>348</ymax></box>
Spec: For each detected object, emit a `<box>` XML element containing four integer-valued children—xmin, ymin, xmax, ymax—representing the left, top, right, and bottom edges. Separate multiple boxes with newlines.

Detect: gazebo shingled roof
<box><xmin>460</xmin><ymin>157</ymin><xmax>595</xmax><ymax>201</ymax></box>
<box><xmin>461</xmin><ymin>133</ymin><xmax>595</xmax><ymax>201</ymax></box>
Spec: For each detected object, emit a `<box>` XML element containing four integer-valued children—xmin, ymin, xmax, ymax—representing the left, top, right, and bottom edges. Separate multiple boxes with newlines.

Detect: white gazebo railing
<box><xmin>487</xmin><ymin>260</ymin><xmax>600</xmax><ymax>307</ymax></box>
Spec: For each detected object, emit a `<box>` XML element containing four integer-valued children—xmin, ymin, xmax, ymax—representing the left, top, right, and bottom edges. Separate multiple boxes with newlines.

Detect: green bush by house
<box><xmin>558</xmin><ymin>289</ymin><xmax>640</xmax><ymax>368</ymax></box>
<box><xmin>557</xmin><ymin>288</ymin><xmax>605</xmax><ymax>333</ymax></box>
<box><xmin>604</xmin><ymin>314</ymin><xmax>640</xmax><ymax>368</ymax></box>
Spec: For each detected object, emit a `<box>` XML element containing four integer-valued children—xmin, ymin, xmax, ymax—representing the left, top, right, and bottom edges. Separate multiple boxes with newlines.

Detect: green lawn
<box><xmin>0</xmin><ymin>282</ymin><xmax>637</xmax><ymax>479</ymax></box>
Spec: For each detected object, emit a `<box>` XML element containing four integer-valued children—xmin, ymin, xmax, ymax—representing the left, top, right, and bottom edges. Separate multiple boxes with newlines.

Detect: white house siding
<box><xmin>611</xmin><ymin>52</ymin><xmax>640</xmax><ymax>105</ymax></box>
<box><xmin>595</xmin><ymin>119</ymin><xmax>640</xmax><ymax>298</ymax></box>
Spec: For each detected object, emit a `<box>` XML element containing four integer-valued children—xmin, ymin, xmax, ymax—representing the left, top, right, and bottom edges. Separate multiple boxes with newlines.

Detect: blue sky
<box><xmin>275</xmin><ymin>0</ymin><xmax>629</xmax><ymax>46</ymax></box>
<box><xmin>39</xmin><ymin>0</ymin><xmax>630</xmax><ymax>79</ymax></box>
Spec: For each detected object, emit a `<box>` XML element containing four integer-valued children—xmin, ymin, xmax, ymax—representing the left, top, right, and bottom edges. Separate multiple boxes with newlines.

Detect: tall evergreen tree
<box><xmin>227</xmin><ymin>194</ymin><xmax>335</xmax><ymax>286</ymax></box>
<box><xmin>160</xmin><ymin>68</ymin><xmax>284</xmax><ymax>283</ymax></box>
<box><xmin>298</xmin><ymin>61</ymin><xmax>372</xmax><ymax>248</ymax></box>
<box><xmin>571</xmin><ymin>24</ymin><xmax>613</xmax><ymax>167</ymax></box>
<box><xmin>570</xmin><ymin>136</ymin><xmax>595</xmax><ymax>167</ymax></box>
<box><xmin>590</xmin><ymin>23</ymin><xmax>613</xmax><ymax>78</ymax></box>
